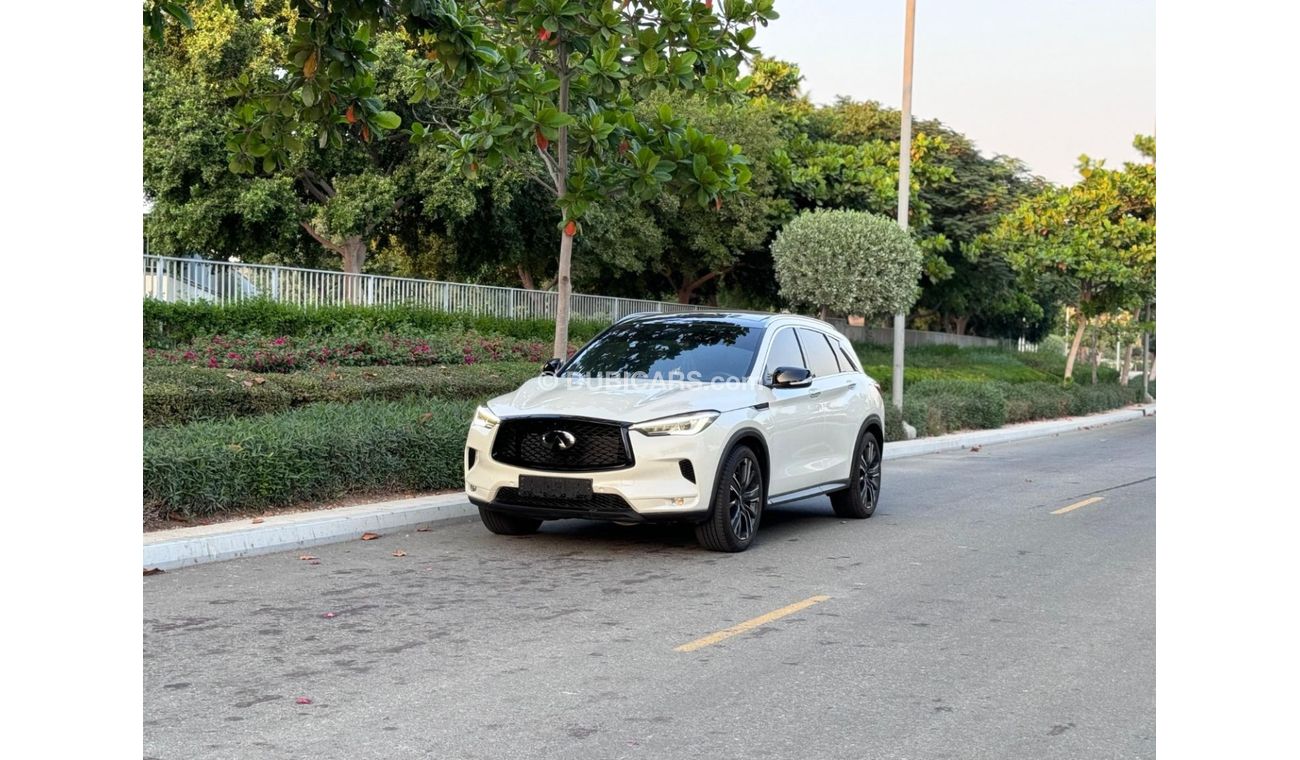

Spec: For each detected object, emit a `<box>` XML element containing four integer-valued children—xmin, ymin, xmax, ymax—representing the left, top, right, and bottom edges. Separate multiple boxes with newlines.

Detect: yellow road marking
<box><xmin>674</xmin><ymin>595</ymin><xmax>831</xmax><ymax>653</ymax></box>
<box><xmin>1052</xmin><ymin>496</ymin><xmax>1104</xmax><ymax>515</ymax></box>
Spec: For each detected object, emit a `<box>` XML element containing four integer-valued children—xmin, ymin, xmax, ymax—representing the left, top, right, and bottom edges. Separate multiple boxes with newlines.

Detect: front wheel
<box><xmin>830</xmin><ymin>430</ymin><xmax>881</xmax><ymax>519</ymax></box>
<box><xmin>478</xmin><ymin>506</ymin><xmax>542</xmax><ymax>536</ymax></box>
<box><xmin>695</xmin><ymin>445</ymin><xmax>764</xmax><ymax>553</ymax></box>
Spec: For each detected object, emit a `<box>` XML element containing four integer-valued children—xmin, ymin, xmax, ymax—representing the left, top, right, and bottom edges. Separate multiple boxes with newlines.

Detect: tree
<box><xmin>771</xmin><ymin>209</ymin><xmax>923</xmax><ymax>319</ymax></box>
<box><xmin>744</xmin><ymin>54</ymin><xmax>802</xmax><ymax>101</ymax></box>
<box><xmin>144</xmin><ymin>0</ymin><xmax>473</xmax><ymax>289</ymax></box>
<box><xmin>588</xmin><ymin>93</ymin><xmax>789</xmax><ymax>304</ymax></box>
<box><xmin>801</xmin><ymin>96</ymin><xmax>1050</xmax><ymax>337</ymax></box>
<box><xmin>983</xmin><ymin>135</ymin><xmax>1156</xmax><ymax>382</ymax></box>
<box><xmin>179</xmin><ymin>1</ymin><xmax>780</xmax><ymax>358</ymax></box>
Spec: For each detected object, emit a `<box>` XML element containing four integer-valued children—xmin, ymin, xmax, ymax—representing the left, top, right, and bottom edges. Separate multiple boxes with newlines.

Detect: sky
<box><xmin>754</xmin><ymin>0</ymin><xmax>1155</xmax><ymax>185</ymax></box>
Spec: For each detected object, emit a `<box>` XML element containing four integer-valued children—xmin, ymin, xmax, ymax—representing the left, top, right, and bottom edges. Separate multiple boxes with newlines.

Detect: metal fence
<box><xmin>142</xmin><ymin>255</ymin><xmax>1037</xmax><ymax>350</ymax></box>
<box><xmin>143</xmin><ymin>255</ymin><xmax>720</xmax><ymax>321</ymax></box>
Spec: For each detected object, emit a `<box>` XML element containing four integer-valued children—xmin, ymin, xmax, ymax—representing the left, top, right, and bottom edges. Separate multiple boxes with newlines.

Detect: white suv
<box><xmin>463</xmin><ymin>313</ymin><xmax>885</xmax><ymax>552</ymax></box>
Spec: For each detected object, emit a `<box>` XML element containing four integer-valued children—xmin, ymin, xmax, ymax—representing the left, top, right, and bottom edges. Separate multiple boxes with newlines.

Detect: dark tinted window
<box><xmin>564</xmin><ymin>319</ymin><xmax>766</xmax><ymax>382</ymax></box>
<box><xmin>833</xmin><ymin>337</ymin><xmax>860</xmax><ymax>372</ymax></box>
<box><xmin>796</xmin><ymin>328</ymin><xmax>841</xmax><ymax>377</ymax></box>
<box><xmin>763</xmin><ymin>327</ymin><xmax>806</xmax><ymax>381</ymax></box>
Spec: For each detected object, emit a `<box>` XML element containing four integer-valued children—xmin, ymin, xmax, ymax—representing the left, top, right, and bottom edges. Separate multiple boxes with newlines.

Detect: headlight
<box><xmin>630</xmin><ymin>411</ymin><xmax>719</xmax><ymax>436</ymax></box>
<box><xmin>471</xmin><ymin>405</ymin><xmax>500</xmax><ymax>431</ymax></box>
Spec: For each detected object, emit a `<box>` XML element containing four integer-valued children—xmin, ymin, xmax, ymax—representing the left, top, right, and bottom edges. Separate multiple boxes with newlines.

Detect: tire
<box><xmin>830</xmin><ymin>429</ymin><xmax>882</xmax><ymax>519</ymax></box>
<box><xmin>695</xmin><ymin>445</ymin><xmax>764</xmax><ymax>552</ymax></box>
<box><xmin>478</xmin><ymin>506</ymin><xmax>543</xmax><ymax>536</ymax></box>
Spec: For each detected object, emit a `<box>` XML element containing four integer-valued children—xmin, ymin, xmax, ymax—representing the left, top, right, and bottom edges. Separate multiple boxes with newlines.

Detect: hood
<box><xmin>486</xmin><ymin>376</ymin><xmax>759</xmax><ymax>424</ymax></box>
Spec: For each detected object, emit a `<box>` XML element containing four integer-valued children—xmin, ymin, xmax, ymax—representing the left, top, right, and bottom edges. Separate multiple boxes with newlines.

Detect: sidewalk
<box><xmin>144</xmin><ymin>404</ymin><xmax>1154</xmax><ymax>571</ymax></box>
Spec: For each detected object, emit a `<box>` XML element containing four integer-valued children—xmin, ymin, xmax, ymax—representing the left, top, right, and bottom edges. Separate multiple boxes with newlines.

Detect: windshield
<box><xmin>562</xmin><ymin>319</ymin><xmax>766</xmax><ymax>382</ymax></box>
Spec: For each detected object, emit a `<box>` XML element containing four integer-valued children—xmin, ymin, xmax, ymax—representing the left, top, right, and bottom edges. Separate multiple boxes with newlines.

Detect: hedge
<box><xmin>145</xmin><ymin>330</ymin><xmax>556</xmax><ymax>372</ymax></box>
<box><xmin>891</xmin><ymin>379</ymin><xmax>1141</xmax><ymax>438</ymax></box>
<box><xmin>144</xmin><ymin>397</ymin><xmax>477</xmax><ymax>519</ymax></box>
<box><xmin>144</xmin><ymin>362</ymin><xmax>539</xmax><ymax>427</ymax></box>
<box><xmin>144</xmin><ymin>298</ymin><xmax>609</xmax><ymax>348</ymax></box>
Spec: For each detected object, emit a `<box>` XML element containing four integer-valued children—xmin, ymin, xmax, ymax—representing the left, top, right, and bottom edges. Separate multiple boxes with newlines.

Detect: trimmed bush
<box><xmin>144</xmin><ymin>298</ymin><xmax>608</xmax><ymax>349</ymax></box>
<box><xmin>145</xmin><ymin>330</ymin><xmax>556</xmax><ymax>372</ymax></box>
<box><xmin>772</xmin><ymin>209</ymin><xmax>923</xmax><ymax>317</ymax></box>
<box><xmin>1003</xmin><ymin>382</ymin><xmax>1073</xmax><ymax>424</ymax></box>
<box><xmin>144</xmin><ymin>397</ymin><xmax>477</xmax><ymax>518</ymax></box>
<box><xmin>1069</xmin><ymin>384</ymin><xmax>1136</xmax><ymax>416</ymax></box>
<box><xmin>144</xmin><ymin>363</ymin><xmax>539</xmax><ymax>427</ymax></box>
<box><xmin>906</xmin><ymin>379</ymin><xmax>1008</xmax><ymax>435</ymax></box>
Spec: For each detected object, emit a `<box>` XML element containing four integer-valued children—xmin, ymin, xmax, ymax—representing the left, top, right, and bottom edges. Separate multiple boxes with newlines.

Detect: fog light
<box><xmin>673</xmin><ymin>497</ymin><xmax>685</xmax><ymax>506</ymax></box>
<box><xmin>468</xmin><ymin>484</ymin><xmax>477</xmax><ymax>492</ymax></box>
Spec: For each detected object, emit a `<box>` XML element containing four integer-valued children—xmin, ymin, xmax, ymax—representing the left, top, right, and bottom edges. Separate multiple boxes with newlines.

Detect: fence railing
<box><xmin>142</xmin><ymin>255</ymin><xmax>1037</xmax><ymax>351</ymax></box>
<box><xmin>143</xmin><ymin>255</ymin><xmax>720</xmax><ymax>321</ymax></box>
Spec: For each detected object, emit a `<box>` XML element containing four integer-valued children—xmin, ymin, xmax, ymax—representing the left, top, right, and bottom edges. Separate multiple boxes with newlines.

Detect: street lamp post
<box><xmin>892</xmin><ymin>0</ymin><xmax>917</xmax><ymax>410</ymax></box>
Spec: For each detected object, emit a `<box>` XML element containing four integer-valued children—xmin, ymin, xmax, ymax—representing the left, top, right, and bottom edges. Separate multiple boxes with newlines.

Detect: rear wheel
<box><xmin>830</xmin><ymin>430</ymin><xmax>881</xmax><ymax>519</ymax></box>
<box><xmin>695</xmin><ymin>445</ymin><xmax>764</xmax><ymax>552</ymax></box>
<box><xmin>478</xmin><ymin>506</ymin><xmax>542</xmax><ymax>536</ymax></box>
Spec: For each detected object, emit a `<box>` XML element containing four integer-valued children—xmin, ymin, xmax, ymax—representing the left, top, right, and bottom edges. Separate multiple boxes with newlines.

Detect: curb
<box><xmin>143</xmin><ymin>493</ymin><xmax>476</xmax><ymax>571</ymax></box>
<box><xmin>144</xmin><ymin>404</ymin><xmax>1154</xmax><ymax>571</ymax></box>
<box><xmin>883</xmin><ymin>404</ymin><xmax>1155</xmax><ymax>461</ymax></box>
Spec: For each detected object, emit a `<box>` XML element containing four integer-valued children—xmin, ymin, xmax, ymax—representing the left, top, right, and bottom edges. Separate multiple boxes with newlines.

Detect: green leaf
<box><xmin>372</xmin><ymin>111</ymin><xmax>401</xmax><ymax>130</ymax></box>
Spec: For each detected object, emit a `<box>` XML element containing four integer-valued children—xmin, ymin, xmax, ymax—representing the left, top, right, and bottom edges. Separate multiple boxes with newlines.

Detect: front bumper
<box><xmin>464</xmin><ymin>412</ymin><xmax>740</xmax><ymax>521</ymax></box>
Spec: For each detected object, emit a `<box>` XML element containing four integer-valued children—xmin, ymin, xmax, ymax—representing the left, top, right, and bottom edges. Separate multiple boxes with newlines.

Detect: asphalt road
<box><xmin>144</xmin><ymin>417</ymin><xmax>1156</xmax><ymax>760</ymax></box>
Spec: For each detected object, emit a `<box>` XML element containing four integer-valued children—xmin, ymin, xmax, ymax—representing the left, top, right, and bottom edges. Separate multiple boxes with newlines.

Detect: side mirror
<box><xmin>541</xmin><ymin>358</ymin><xmax>564</xmax><ymax>376</ymax></box>
<box><xmin>770</xmin><ymin>366</ymin><xmax>813</xmax><ymax>388</ymax></box>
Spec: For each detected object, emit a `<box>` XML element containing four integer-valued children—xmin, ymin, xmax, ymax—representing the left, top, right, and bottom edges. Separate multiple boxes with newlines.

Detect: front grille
<box><xmin>491</xmin><ymin>417</ymin><xmax>632</xmax><ymax>471</ymax></box>
<box><xmin>495</xmin><ymin>487</ymin><xmax>634</xmax><ymax>515</ymax></box>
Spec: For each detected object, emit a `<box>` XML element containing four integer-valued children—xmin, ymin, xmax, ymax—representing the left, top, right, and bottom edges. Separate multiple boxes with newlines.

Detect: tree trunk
<box><xmin>953</xmin><ymin>315</ymin><xmax>969</xmax><ymax>336</ymax></box>
<box><xmin>1063</xmin><ymin>316</ymin><xmax>1087</xmax><ymax>384</ymax></box>
<box><xmin>1090</xmin><ymin>327</ymin><xmax>1100</xmax><ymax>385</ymax></box>
<box><xmin>517</xmin><ymin>266</ymin><xmax>536</xmax><ymax>291</ymax></box>
<box><xmin>552</xmin><ymin>230</ymin><xmax>573</xmax><ymax>359</ymax></box>
<box><xmin>676</xmin><ymin>283</ymin><xmax>694</xmax><ymax>304</ymax></box>
<box><xmin>550</xmin><ymin>44</ymin><xmax>572</xmax><ymax>361</ymax></box>
<box><xmin>340</xmin><ymin>236</ymin><xmax>367</xmax><ymax>304</ymax></box>
<box><xmin>1148</xmin><ymin>354</ymin><xmax>1157</xmax><ymax>382</ymax></box>
<box><xmin>1120</xmin><ymin>344</ymin><xmax>1134</xmax><ymax>386</ymax></box>
<box><xmin>818</xmin><ymin>305</ymin><xmax>829</xmax><ymax>320</ymax></box>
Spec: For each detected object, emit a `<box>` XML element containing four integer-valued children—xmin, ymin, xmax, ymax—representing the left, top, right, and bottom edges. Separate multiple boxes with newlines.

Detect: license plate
<box><xmin>518</xmin><ymin>475</ymin><xmax>593</xmax><ymax>501</ymax></box>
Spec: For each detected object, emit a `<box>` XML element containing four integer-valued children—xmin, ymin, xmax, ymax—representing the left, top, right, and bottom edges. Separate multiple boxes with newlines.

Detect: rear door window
<box><xmin>796</xmin><ymin>328</ymin><xmax>842</xmax><ymax>378</ymax></box>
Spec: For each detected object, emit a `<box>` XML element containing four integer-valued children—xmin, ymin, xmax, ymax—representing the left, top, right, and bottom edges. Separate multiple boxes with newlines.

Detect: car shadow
<box><xmin>526</xmin><ymin>496</ymin><xmax>844</xmax><ymax>552</ymax></box>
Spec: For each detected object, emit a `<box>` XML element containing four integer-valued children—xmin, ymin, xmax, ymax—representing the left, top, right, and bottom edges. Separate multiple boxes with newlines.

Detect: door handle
<box><xmin>809</xmin><ymin>390</ymin><xmax>822</xmax><ymax>399</ymax></box>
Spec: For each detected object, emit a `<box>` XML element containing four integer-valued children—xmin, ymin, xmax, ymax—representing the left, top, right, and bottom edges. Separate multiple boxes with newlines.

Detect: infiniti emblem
<box><xmin>540</xmin><ymin>429</ymin><xmax>577</xmax><ymax>452</ymax></box>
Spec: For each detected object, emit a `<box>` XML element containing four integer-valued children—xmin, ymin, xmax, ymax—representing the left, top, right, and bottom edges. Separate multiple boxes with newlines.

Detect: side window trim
<box><xmin>820</xmin><ymin>333</ymin><xmax>845</xmax><ymax>373</ymax></box>
<box><xmin>765</xmin><ymin>326</ymin><xmax>807</xmax><ymax>383</ymax></box>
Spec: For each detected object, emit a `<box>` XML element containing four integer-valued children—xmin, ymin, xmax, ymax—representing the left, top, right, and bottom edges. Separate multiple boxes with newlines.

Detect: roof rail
<box><xmin>614</xmin><ymin>311</ymin><xmax>660</xmax><ymax>324</ymax></box>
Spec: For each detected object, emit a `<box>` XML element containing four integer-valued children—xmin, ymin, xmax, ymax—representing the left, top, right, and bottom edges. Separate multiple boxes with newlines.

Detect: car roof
<box><xmin>620</xmin><ymin>311</ymin><xmax>842</xmax><ymax>333</ymax></box>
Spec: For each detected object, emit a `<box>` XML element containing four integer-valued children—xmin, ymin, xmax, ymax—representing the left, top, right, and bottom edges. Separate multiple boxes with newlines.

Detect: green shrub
<box><xmin>1003</xmin><ymin>382</ymin><xmax>1074</xmax><ymax>424</ymax></box>
<box><xmin>145</xmin><ymin>330</ymin><xmax>556</xmax><ymax>372</ymax></box>
<box><xmin>1038</xmin><ymin>334</ymin><xmax>1068</xmax><ymax>356</ymax></box>
<box><xmin>144</xmin><ymin>363</ymin><xmax>539</xmax><ymax>427</ymax></box>
<box><xmin>143</xmin><ymin>299</ymin><xmax>608</xmax><ymax>348</ymax></box>
<box><xmin>883</xmin><ymin>405</ymin><xmax>905</xmax><ymax>443</ymax></box>
<box><xmin>906</xmin><ymin>379</ymin><xmax>1008</xmax><ymax>434</ymax></box>
<box><xmin>1068</xmin><ymin>384</ymin><xmax>1135</xmax><ymax>415</ymax></box>
<box><xmin>144</xmin><ymin>397</ymin><xmax>477</xmax><ymax>518</ymax></box>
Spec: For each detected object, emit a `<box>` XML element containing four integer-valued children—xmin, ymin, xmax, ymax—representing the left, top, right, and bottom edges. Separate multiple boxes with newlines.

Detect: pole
<box><xmin>891</xmin><ymin>0</ymin><xmax>917</xmax><ymax>410</ymax></box>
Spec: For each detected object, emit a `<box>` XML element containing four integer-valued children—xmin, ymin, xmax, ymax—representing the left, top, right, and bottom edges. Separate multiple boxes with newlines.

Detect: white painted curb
<box><xmin>144</xmin><ymin>404</ymin><xmax>1154</xmax><ymax>571</ymax></box>
<box><xmin>883</xmin><ymin>404</ymin><xmax>1155</xmax><ymax>460</ymax></box>
<box><xmin>144</xmin><ymin>492</ymin><xmax>475</xmax><ymax>571</ymax></box>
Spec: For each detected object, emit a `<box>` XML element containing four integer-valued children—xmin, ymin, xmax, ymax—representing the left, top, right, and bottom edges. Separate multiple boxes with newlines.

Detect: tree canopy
<box><xmin>771</xmin><ymin>209</ymin><xmax>922</xmax><ymax>319</ymax></box>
